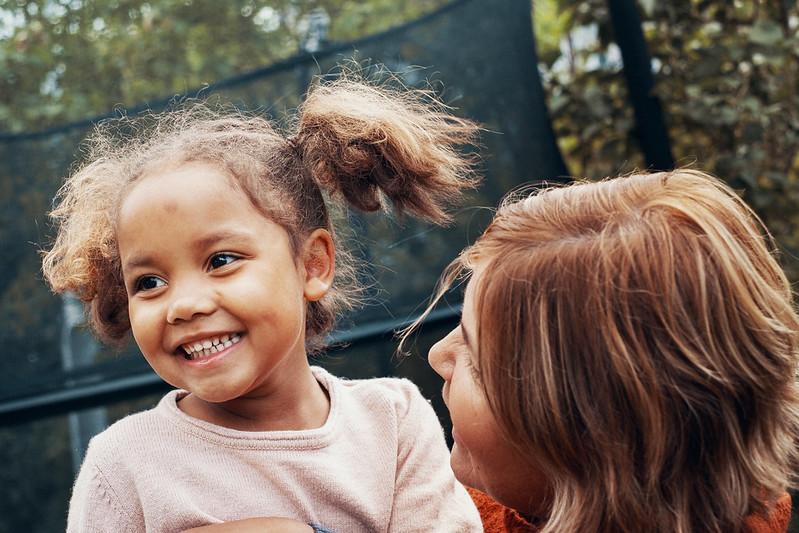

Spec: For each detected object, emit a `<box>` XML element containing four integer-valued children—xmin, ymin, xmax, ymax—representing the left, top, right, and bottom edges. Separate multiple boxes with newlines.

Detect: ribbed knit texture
<box><xmin>66</xmin><ymin>367</ymin><xmax>481</xmax><ymax>532</ymax></box>
<box><xmin>744</xmin><ymin>493</ymin><xmax>793</xmax><ymax>533</ymax></box>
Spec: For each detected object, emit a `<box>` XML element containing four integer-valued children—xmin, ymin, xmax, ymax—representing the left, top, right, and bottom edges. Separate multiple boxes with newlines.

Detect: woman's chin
<box><xmin>450</xmin><ymin>442</ymin><xmax>482</xmax><ymax>490</ymax></box>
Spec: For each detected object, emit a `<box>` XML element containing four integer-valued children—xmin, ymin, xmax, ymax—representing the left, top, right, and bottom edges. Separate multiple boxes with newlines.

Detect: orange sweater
<box><xmin>468</xmin><ymin>487</ymin><xmax>792</xmax><ymax>533</ymax></box>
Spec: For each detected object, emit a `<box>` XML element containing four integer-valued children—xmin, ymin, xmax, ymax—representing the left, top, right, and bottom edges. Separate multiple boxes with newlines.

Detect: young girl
<box><xmin>42</xmin><ymin>79</ymin><xmax>483</xmax><ymax>532</ymax></box>
<box><xmin>410</xmin><ymin>170</ymin><xmax>799</xmax><ymax>532</ymax></box>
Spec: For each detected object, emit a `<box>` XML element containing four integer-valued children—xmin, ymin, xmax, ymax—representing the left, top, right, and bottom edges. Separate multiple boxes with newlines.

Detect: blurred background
<box><xmin>0</xmin><ymin>0</ymin><xmax>797</xmax><ymax>531</ymax></box>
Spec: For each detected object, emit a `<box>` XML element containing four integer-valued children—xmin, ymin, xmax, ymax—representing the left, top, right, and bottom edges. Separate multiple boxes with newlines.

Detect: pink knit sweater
<box><xmin>66</xmin><ymin>367</ymin><xmax>481</xmax><ymax>532</ymax></box>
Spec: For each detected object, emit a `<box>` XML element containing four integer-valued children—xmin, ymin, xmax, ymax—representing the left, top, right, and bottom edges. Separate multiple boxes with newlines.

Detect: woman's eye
<box><xmin>464</xmin><ymin>355</ymin><xmax>482</xmax><ymax>381</ymax></box>
<box><xmin>135</xmin><ymin>276</ymin><xmax>165</xmax><ymax>292</ymax></box>
<box><xmin>209</xmin><ymin>253</ymin><xmax>239</xmax><ymax>270</ymax></box>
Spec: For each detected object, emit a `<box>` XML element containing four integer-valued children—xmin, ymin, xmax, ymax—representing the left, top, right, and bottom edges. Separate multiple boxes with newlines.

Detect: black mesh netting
<box><xmin>0</xmin><ymin>0</ymin><xmax>564</xmax><ymax>408</ymax></box>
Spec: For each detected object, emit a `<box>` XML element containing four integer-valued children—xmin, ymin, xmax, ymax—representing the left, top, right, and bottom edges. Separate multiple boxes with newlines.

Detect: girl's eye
<box><xmin>209</xmin><ymin>253</ymin><xmax>239</xmax><ymax>270</ymax></box>
<box><xmin>135</xmin><ymin>276</ymin><xmax>166</xmax><ymax>292</ymax></box>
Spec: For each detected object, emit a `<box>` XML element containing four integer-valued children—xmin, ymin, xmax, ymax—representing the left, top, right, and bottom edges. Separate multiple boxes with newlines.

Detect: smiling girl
<box><xmin>42</xmin><ymin>79</ymin><xmax>482</xmax><ymax>532</ymax></box>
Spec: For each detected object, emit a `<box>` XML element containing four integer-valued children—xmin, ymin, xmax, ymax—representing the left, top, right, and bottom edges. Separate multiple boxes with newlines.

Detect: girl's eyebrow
<box><xmin>191</xmin><ymin>228</ymin><xmax>254</xmax><ymax>251</ymax></box>
<box><xmin>123</xmin><ymin>253</ymin><xmax>156</xmax><ymax>271</ymax></box>
<box><xmin>123</xmin><ymin>229</ymin><xmax>255</xmax><ymax>271</ymax></box>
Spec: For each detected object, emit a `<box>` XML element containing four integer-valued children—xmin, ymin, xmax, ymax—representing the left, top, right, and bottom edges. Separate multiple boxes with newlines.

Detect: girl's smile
<box><xmin>116</xmin><ymin>161</ymin><xmax>333</xmax><ymax>430</ymax></box>
<box><xmin>178</xmin><ymin>332</ymin><xmax>243</xmax><ymax>369</ymax></box>
<box><xmin>178</xmin><ymin>332</ymin><xmax>243</xmax><ymax>360</ymax></box>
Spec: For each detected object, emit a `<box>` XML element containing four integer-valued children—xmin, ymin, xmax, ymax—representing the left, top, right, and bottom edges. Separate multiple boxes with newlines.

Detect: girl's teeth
<box><xmin>182</xmin><ymin>333</ymin><xmax>243</xmax><ymax>360</ymax></box>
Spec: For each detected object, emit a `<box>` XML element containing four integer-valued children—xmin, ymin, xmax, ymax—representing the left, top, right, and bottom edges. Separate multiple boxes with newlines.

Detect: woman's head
<box><xmin>42</xmin><ymin>79</ymin><xmax>479</xmax><ymax>351</ymax></box>
<box><xmin>423</xmin><ymin>170</ymin><xmax>799</xmax><ymax>532</ymax></box>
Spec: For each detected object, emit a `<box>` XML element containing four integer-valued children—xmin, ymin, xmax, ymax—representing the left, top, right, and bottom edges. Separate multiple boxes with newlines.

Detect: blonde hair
<box><xmin>42</xmin><ymin>78</ymin><xmax>479</xmax><ymax>349</ymax></box>
<box><xmin>410</xmin><ymin>169</ymin><xmax>799</xmax><ymax>532</ymax></box>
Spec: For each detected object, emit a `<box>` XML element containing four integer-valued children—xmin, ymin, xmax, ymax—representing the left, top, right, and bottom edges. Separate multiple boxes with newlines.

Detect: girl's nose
<box><xmin>166</xmin><ymin>292</ymin><xmax>216</xmax><ymax>324</ymax></box>
<box><xmin>428</xmin><ymin>329</ymin><xmax>456</xmax><ymax>381</ymax></box>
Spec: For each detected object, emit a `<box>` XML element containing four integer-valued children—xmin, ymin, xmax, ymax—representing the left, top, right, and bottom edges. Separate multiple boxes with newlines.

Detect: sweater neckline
<box><xmin>156</xmin><ymin>366</ymin><xmax>339</xmax><ymax>450</ymax></box>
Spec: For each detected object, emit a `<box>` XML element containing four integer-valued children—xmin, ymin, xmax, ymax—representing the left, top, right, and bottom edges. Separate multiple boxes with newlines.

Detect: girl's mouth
<box><xmin>180</xmin><ymin>333</ymin><xmax>243</xmax><ymax>361</ymax></box>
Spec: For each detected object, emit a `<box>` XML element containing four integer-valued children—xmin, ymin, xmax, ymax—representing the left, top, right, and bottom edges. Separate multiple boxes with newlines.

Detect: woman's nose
<box><xmin>428</xmin><ymin>329</ymin><xmax>456</xmax><ymax>381</ymax></box>
<box><xmin>166</xmin><ymin>289</ymin><xmax>216</xmax><ymax>324</ymax></box>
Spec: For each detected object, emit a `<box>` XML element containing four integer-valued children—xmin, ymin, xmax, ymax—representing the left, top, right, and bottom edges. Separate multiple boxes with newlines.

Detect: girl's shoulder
<box><xmin>313</xmin><ymin>366</ymin><xmax>442</xmax><ymax>445</ymax></box>
<box><xmin>314</xmin><ymin>366</ymin><xmax>430</xmax><ymax>418</ymax></box>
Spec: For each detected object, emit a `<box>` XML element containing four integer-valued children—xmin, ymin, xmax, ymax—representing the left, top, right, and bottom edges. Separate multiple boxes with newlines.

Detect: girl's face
<box><xmin>117</xmin><ymin>162</ymin><xmax>332</xmax><ymax>405</ymax></box>
<box><xmin>428</xmin><ymin>267</ymin><xmax>549</xmax><ymax>516</ymax></box>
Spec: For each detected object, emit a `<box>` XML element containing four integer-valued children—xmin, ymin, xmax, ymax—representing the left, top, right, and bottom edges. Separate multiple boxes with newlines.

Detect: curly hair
<box><xmin>42</xmin><ymin>78</ymin><xmax>479</xmax><ymax>350</ymax></box>
<box><xmin>406</xmin><ymin>169</ymin><xmax>799</xmax><ymax>532</ymax></box>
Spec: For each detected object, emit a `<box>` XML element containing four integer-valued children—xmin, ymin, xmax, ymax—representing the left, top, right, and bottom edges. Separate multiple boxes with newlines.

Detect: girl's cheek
<box><xmin>128</xmin><ymin>305</ymin><xmax>157</xmax><ymax>340</ymax></box>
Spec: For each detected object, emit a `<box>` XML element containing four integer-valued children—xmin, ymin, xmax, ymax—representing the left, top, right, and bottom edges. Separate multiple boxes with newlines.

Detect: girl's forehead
<box><xmin>123</xmin><ymin>161</ymin><xmax>242</xmax><ymax>208</ymax></box>
<box><xmin>116</xmin><ymin>163</ymin><xmax>293</xmax><ymax>267</ymax></box>
<box><xmin>118</xmin><ymin>162</ymin><xmax>258</xmax><ymax>232</ymax></box>
<box><xmin>139</xmin><ymin>159</ymin><xmax>237</xmax><ymax>188</ymax></box>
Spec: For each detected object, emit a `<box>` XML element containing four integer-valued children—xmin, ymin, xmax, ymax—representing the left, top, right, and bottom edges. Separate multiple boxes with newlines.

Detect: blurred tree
<box><xmin>537</xmin><ymin>0</ymin><xmax>799</xmax><ymax>278</ymax></box>
<box><xmin>0</xmin><ymin>0</ymin><xmax>447</xmax><ymax>132</ymax></box>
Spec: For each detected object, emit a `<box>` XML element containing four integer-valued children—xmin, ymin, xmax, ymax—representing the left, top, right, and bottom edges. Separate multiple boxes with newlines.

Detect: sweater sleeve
<box><xmin>386</xmin><ymin>381</ymin><xmax>482</xmax><ymax>532</ymax></box>
<box><xmin>66</xmin><ymin>438</ymin><xmax>142</xmax><ymax>533</ymax></box>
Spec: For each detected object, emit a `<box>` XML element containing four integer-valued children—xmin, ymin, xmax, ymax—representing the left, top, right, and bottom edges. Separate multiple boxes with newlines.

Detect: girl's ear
<box><xmin>301</xmin><ymin>229</ymin><xmax>335</xmax><ymax>302</ymax></box>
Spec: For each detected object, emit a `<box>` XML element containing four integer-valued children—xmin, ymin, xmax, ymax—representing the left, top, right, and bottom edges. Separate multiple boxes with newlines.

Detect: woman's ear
<box><xmin>301</xmin><ymin>229</ymin><xmax>335</xmax><ymax>301</ymax></box>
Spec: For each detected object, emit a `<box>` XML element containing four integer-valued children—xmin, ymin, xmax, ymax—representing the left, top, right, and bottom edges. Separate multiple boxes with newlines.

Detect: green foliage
<box><xmin>0</xmin><ymin>0</ymin><xmax>447</xmax><ymax>132</ymax></box>
<box><xmin>538</xmin><ymin>0</ymin><xmax>799</xmax><ymax>278</ymax></box>
<box><xmin>532</xmin><ymin>0</ymin><xmax>570</xmax><ymax>64</ymax></box>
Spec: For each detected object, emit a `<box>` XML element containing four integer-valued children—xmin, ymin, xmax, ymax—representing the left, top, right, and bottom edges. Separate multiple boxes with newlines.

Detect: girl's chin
<box><xmin>188</xmin><ymin>388</ymin><xmax>243</xmax><ymax>405</ymax></box>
